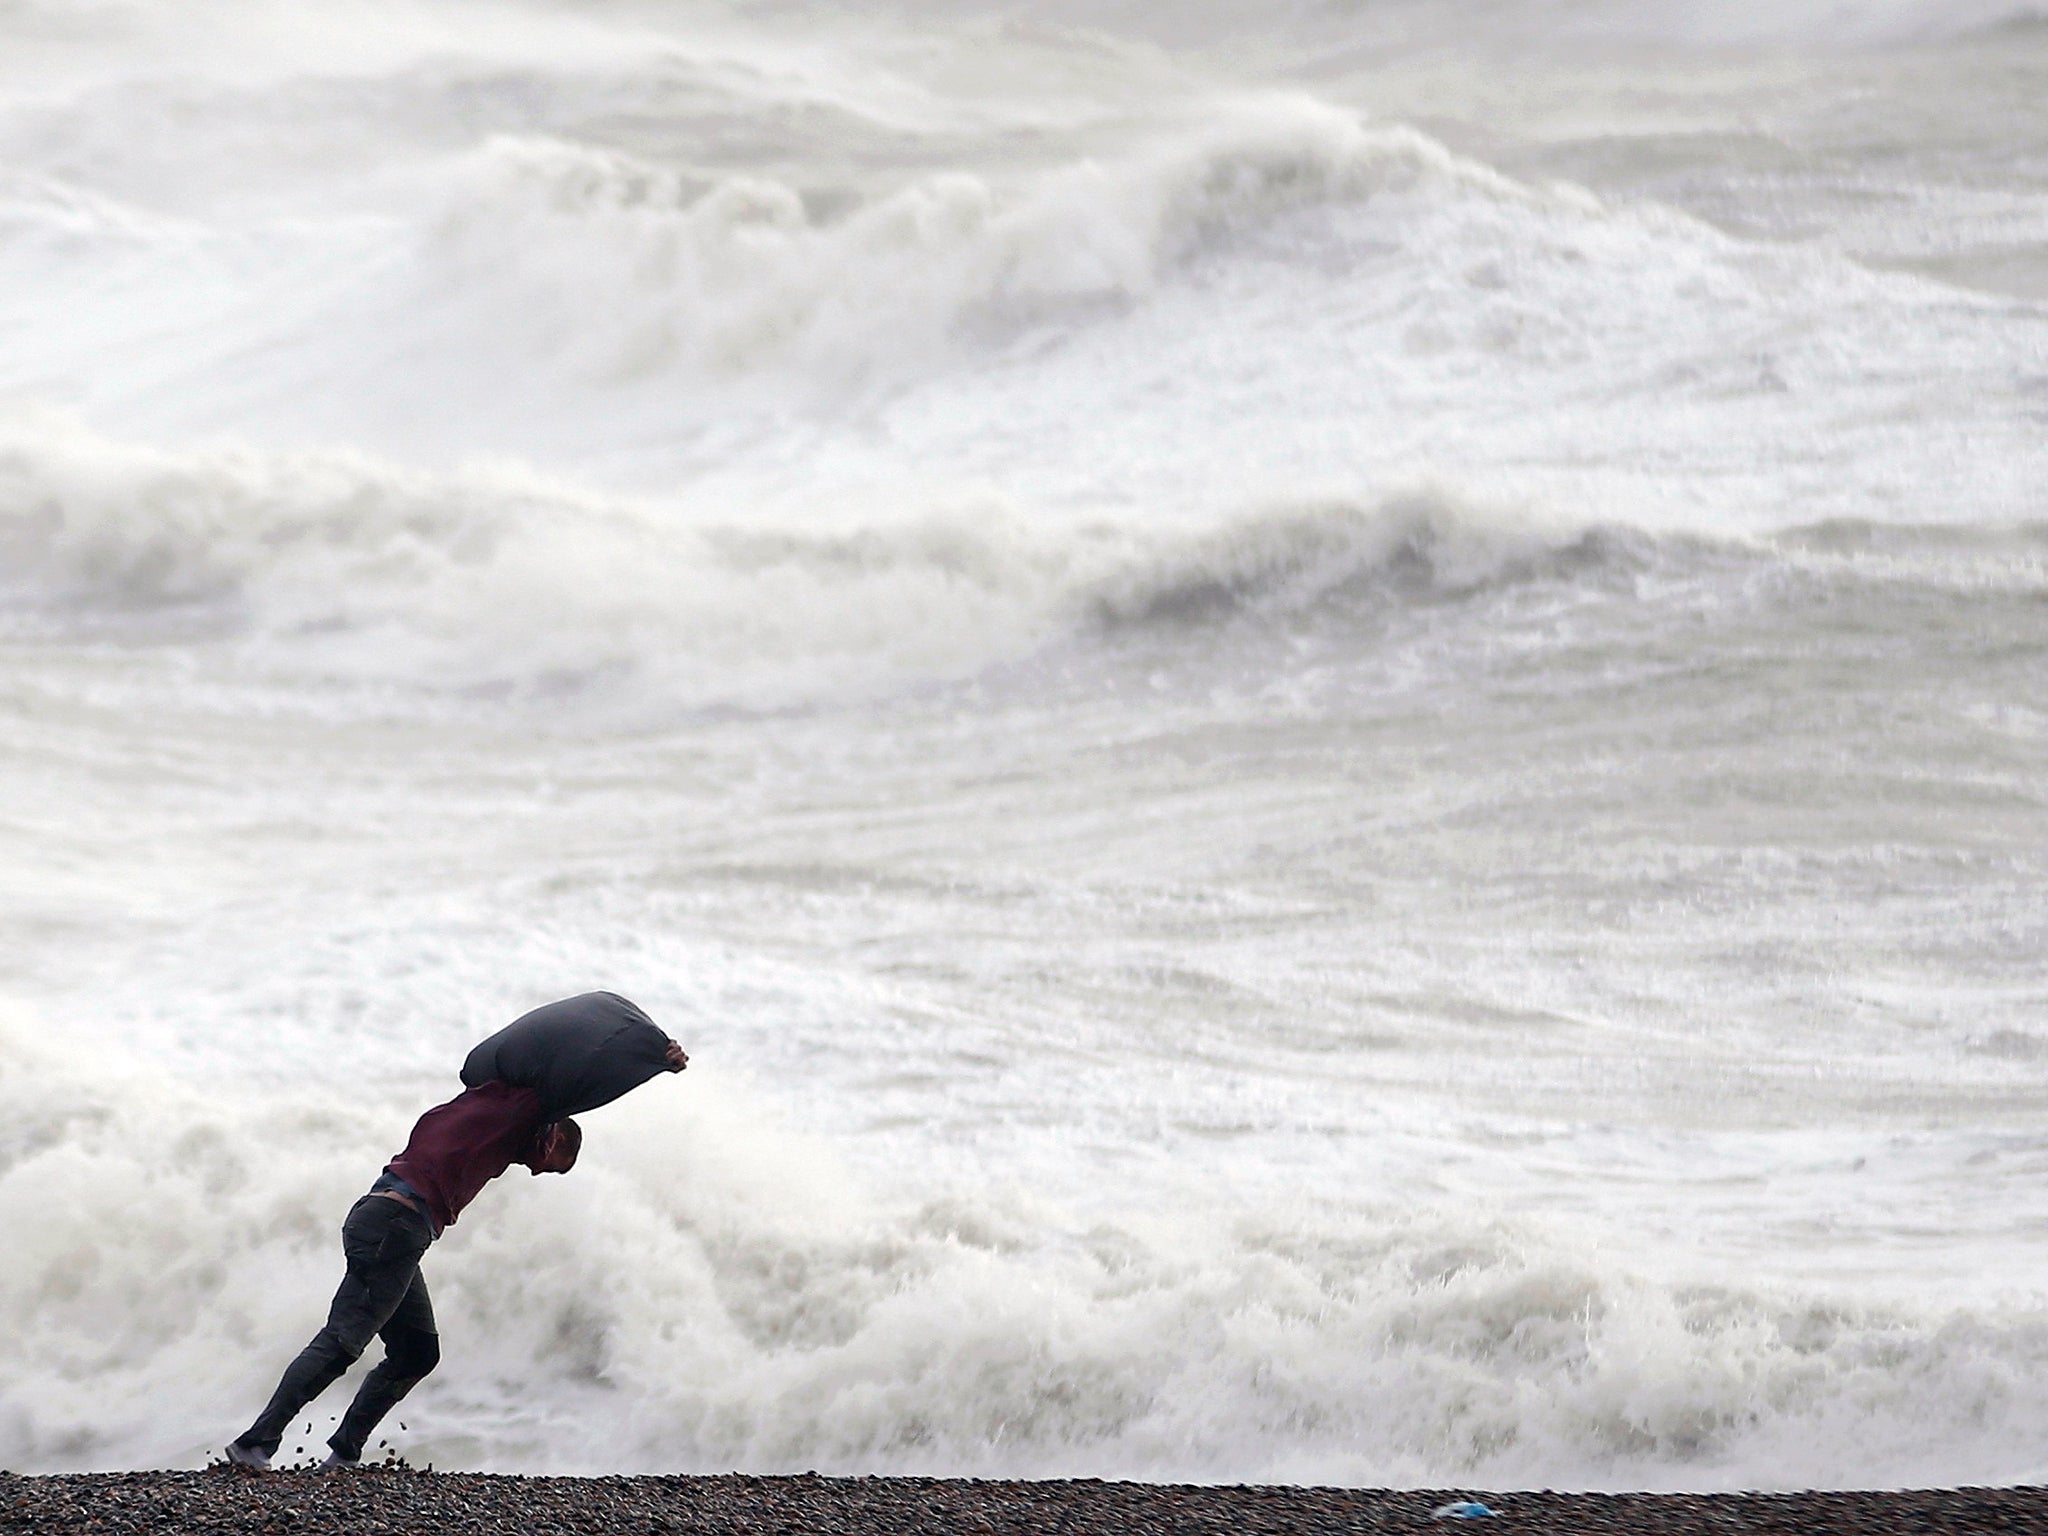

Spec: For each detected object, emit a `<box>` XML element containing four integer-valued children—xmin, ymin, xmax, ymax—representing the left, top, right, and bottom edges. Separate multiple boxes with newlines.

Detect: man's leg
<box><xmin>232</xmin><ymin>1198</ymin><xmax>431</xmax><ymax>1460</ymax></box>
<box><xmin>327</xmin><ymin>1267</ymin><xmax>440</xmax><ymax>1463</ymax></box>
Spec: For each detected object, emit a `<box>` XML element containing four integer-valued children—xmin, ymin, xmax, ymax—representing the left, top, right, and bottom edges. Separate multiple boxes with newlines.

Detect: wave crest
<box><xmin>13</xmin><ymin>420</ymin><xmax>2025</xmax><ymax>715</ymax></box>
<box><xmin>418</xmin><ymin>99</ymin><xmax>1490</xmax><ymax>392</ymax></box>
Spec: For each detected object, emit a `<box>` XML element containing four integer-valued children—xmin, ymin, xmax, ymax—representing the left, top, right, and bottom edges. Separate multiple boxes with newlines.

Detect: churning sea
<box><xmin>3</xmin><ymin>0</ymin><xmax>2048</xmax><ymax>1490</ymax></box>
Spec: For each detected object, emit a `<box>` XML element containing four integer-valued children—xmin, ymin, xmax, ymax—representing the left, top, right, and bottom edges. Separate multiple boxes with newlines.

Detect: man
<box><xmin>225</xmin><ymin>992</ymin><xmax>687</xmax><ymax>1470</ymax></box>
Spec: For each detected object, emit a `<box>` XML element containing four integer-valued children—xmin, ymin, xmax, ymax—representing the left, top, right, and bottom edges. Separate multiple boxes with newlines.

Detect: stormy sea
<box><xmin>3</xmin><ymin>0</ymin><xmax>2046</xmax><ymax>1491</ymax></box>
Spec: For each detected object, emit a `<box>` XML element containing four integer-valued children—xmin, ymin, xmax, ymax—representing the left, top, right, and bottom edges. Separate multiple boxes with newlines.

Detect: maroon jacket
<box><xmin>385</xmin><ymin>1081</ymin><xmax>552</xmax><ymax>1233</ymax></box>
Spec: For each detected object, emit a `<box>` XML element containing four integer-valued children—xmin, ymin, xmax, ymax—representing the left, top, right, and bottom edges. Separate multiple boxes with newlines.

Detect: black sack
<box><xmin>461</xmin><ymin>992</ymin><xmax>670</xmax><ymax>1118</ymax></box>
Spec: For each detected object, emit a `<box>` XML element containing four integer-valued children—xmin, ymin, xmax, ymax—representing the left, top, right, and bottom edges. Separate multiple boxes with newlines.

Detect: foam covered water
<box><xmin>3</xmin><ymin>0</ymin><xmax>2047</xmax><ymax>1490</ymax></box>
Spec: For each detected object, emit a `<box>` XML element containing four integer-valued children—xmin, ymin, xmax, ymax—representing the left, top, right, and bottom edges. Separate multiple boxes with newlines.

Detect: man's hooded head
<box><xmin>530</xmin><ymin>1117</ymin><xmax>582</xmax><ymax>1175</ymax></box>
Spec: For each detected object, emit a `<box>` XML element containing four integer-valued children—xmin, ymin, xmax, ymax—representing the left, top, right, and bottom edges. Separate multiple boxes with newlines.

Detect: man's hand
<box><xmin>664</xmin><ymin>1039</ymin><xmax>689</xmax><ymax>1073</ymax></box>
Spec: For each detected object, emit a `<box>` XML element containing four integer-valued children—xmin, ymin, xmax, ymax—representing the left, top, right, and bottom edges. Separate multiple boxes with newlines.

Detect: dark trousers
<box><xmin>237</xmin><ymin>1194</ymin><xmax>440</xmax><ymax>1461</ymax></box>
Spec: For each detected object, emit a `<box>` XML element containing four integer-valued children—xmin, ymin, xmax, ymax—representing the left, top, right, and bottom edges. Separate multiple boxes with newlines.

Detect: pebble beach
<box><xmin>7</xmin><ymin>1473</ymin><xmax>2048</xmax><ymax>1536</ymax></box>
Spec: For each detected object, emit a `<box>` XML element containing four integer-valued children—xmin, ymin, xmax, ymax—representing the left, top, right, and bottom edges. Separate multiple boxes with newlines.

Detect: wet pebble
<box><xmin>1</xmin><ymin>1470</ymin><xmax>2043</xmax><ymax>1535</ymax></box>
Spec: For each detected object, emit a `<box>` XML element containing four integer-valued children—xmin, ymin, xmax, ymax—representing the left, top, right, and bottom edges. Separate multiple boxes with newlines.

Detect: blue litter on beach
<box><xmin>1432</xmin><ymin>1501</ymin><xmax>1497</xmax><ymax>1519</ymax></box>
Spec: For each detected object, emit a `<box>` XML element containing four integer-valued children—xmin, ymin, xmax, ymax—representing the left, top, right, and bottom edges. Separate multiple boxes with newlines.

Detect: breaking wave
<box><xmin>4</xmin><ymin>416</ymin><xmax>2040</xmax><ymax>713</ymax></box>
<box><xmin>398</xmin><ymin>97</ymin><xmax>1503</xmax><ymax>400</ymax></box>
<box><xmin>7</xmin><ymin>1006</ymin><xmax>2048</xmax><ymax>1485</ymax></box>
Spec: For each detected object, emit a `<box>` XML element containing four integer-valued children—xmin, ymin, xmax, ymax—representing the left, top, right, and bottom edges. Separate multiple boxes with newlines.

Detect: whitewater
<box><xmin>3</xmin><ymin>0</ymin><xmax>2047</xmax><ymax>1491</ymax></box>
